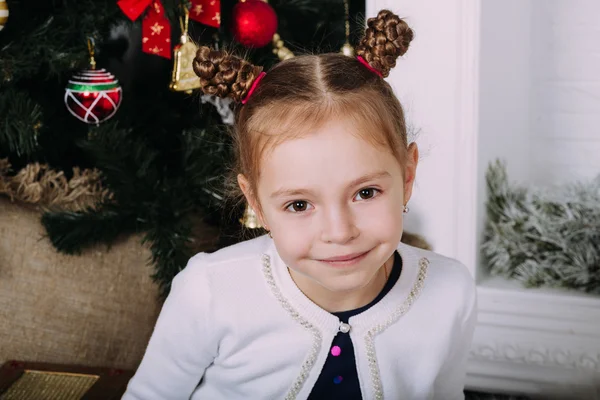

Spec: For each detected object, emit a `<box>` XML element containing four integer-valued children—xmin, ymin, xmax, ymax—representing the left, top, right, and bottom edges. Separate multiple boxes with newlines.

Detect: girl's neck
<box><xmin>288</xmin><ymin>254</ymin><xmax>394</xmax><ymax>313</ymax></box>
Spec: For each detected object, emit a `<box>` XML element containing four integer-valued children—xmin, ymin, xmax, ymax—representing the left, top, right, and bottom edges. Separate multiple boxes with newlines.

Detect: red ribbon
<box><xmin>356</xmin><ymin>56</ymin><xmax>383</xmax><ymax>77</ymax></box>
<box><xmin>242</xmin><ymin>72</ymin><xmax>266</xmax><ymax>104</ymax></box>
<box><xmin>188</xmin><ymin>0</ymin><xmax>221</xmax><ymax>28</ymax></box>
<box><xmin>118</xmin><ymin>0</ymin><xmax>172</xmax><ymax>59</ymax></box>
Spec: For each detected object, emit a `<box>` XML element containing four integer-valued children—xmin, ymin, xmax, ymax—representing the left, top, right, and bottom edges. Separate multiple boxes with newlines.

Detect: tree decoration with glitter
<box><xmin>232</xmin><ymin>0</ymin><xmax>278</xmax><ymax>48</ymax></box>
<box><xmin>64</xmin><ymin>40</ymin><xmax>122</xmax><ymax>125</ymax></box>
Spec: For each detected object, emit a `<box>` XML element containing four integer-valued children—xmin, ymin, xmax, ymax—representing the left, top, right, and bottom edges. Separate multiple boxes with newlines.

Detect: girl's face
<box><xmin>240</xmin><ymin>119</ymin><xmax>418</xmax><ymax>310</ymax></box>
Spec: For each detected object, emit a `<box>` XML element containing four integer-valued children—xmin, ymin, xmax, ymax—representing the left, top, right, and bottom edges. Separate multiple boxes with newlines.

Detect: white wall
<box><xmin>530</xmin><ymin>0</ymin><xmax>600</xmax><ymax>184</ymax></box>
<box><xmin>366</xmin><ymin>0</ymin><xmax>479</xmax><ymax>269</ymax></box>
<box><xmin>478</xmin><ymin>0</ymin><xmax>532</xmax><ymax>186</ymax></box>
<box><xmin>479</xmin><ymin>0</ymin><xmax>600</xmax><ymax>187</ymax></box>
<box><xmin>476</xmin><ymin>0</ymin><xmax>533</xmax><ymax>279</ymax></box>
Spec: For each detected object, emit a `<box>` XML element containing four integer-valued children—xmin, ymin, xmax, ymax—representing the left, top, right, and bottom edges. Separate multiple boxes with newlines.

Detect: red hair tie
<box><xmin>242</xmin><ymin>72</ymin><xmax>267</xmax><ymax>104</ymax></box>
<box><xmin>356</xmin><ymin>56</ymin><xmax>383</xmax><ymax>78</ymax></box>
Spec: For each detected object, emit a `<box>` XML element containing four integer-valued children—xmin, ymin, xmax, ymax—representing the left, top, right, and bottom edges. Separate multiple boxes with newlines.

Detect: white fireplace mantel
<box><xmin>472</xmin><ymin>280</ymin><xmax>600</xmax><ymax>399</ymax></box>
<box><xmin>366</xmin><ymin>1</ymin><xmax>600</xmax><ymax>398</ymax></box>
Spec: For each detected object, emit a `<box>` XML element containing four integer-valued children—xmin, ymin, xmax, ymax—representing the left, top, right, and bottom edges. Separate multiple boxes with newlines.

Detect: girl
<box><xmin>123</xmin><ymin>9</ymin><xmax>477</xmax><ymax>400</ymax></box>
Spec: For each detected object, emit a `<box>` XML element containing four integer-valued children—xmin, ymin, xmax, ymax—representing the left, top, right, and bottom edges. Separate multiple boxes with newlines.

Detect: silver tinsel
<box><xmin>201</xmin><ymin>95</ymin><xmax>234</xmax><ymax>126</ymax></box>
<box><xmin>482</xmin><ymin>160</ymin><xmax>600</xmax><ymax>294</ymax></box>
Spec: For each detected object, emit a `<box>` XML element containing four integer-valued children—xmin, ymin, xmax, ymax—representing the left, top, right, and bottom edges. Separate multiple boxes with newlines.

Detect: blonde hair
<box><xmin>192</xmin><ymin>10</ymin><xmax>414</xmax><ymax>209</ymax></box>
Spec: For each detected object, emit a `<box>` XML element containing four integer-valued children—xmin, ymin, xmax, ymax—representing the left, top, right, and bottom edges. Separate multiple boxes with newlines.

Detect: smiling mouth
<box><xmin>317</xmin><ymin>249</ymin><xmax>371</xmax><ymax>266</ymax></box>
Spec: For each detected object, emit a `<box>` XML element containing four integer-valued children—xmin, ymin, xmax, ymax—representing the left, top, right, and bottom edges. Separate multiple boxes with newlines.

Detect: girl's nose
<box><xmin>320</xmin><ymin>206</ymin><xmax>359</xmax><ymax>244</ymax></box>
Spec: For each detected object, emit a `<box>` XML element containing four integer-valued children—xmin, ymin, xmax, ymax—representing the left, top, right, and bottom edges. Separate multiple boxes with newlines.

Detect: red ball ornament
<box><xmin>232</xmin><ymin>0</ymin><xmax>278</xmax><ymax>48</ymax></box>
<box><xmin>64</xmin><ymin>68</ymin><xmax>122</xmax><ymax>125</ymax></box>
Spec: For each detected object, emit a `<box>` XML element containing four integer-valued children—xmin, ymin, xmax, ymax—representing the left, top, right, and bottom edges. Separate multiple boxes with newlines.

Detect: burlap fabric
<box><xmin>0</xmin><ymin>198</ymin><xmax>162</xmax><ymax>370</ymax></box>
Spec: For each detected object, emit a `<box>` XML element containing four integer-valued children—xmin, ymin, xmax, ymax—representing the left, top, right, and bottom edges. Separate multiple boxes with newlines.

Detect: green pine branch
<box><xmin>41</xmin><ymin>120</ymin><xmax>229</xmax><ymax>292</ymax></box>
<box><xmin>0</xmin><ymin>88</ymin><xmax>42</xmax><ymax>157</ymax></box>
<box><xmin>41</xmin><ymin>207</ymin><xmax>138</xmax><ymax>254</ymax></box>
<box><xmin>143</xmin><ymin>219</ymin><xmax>195</xmax><ymax>298</ymax></box>
<box><xmin>1</xmin><ymin>1</ymin><xmax>123</xmax><ymax>81</ymax></box>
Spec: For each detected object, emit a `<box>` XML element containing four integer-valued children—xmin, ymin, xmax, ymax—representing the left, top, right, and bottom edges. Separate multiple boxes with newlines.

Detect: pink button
<box><xmin>331</xmin><ymin>345</ymin><xmax>341</xmax><ymax>356</ymax></box>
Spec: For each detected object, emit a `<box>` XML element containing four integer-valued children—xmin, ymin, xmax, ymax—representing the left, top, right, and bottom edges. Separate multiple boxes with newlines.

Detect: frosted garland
<box><xmin>482</xmin><ymin>160</ymin><xmax>600</xmax><ymax>294</ymax></box>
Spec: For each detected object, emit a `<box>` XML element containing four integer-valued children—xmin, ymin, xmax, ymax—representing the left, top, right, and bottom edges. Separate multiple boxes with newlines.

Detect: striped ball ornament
<box><xmin>0</xmin><ymin>0</ymin><xmax>8</xmax><ymax>31</ymax></box>
<box><xmin>64</xmin><ymin>68</ymin><xmax>122</xmax><ymax>124</ymax></box>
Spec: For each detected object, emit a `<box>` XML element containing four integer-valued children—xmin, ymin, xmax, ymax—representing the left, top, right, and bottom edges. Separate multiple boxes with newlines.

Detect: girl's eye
<box><xmin>354</xmin><ymin>188</ymin><xmax>379</xmax><ymax>201</ymax></box>
<box><xmin>286</xmin><ymin>201</ymin><xmax>313</xmax><ymax>213</ymax></box>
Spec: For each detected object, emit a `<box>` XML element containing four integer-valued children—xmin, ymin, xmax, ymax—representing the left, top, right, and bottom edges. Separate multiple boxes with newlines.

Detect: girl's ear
<box><xmin>403</xmin><ymin>143</ymin><xmax>419</xmax><ymax>203</ymax></box>
<box><xmin>237</xmin><ymin>174</ymin><xmax>268</xmax><ymax>228</ymax></box>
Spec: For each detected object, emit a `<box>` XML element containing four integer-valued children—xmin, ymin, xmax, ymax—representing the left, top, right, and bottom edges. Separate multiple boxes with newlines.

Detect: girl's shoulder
<box><xmin>400</xmin><ymin>243</ymin><xmax>474</xmax><ymax>289</ymax></box>
<box><xmin>398</xmin><ymin>243</ymin><xmax>477</xmax><ymax>316</ymax></box>
<box><xmin>176</xmin><ymin>234</ymin><xmax>271</xmax><ymax>282</ymax></box>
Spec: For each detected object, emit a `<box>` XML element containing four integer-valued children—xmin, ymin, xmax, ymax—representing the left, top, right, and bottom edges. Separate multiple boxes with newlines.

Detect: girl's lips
<box><xmin>318</xmin><ymin>249</ymin><xmax>371</xmax><ymax>266</ymax></box>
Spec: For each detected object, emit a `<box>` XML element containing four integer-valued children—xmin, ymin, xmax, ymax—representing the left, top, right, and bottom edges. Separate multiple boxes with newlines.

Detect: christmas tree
<box><xmin>0</xmin><ymin>0</ymin><xmax>365</xmax><ymax>296</ymax></box>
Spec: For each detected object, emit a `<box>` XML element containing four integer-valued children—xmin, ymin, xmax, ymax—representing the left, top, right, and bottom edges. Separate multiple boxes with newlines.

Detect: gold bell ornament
<box><xmin>170</xmin><ymin>6</ymin><xmax>201</xmax><ymax>93</ymax></box>
<box><xmin>0</xmin><ymin>0</ymin><xmax>8</xmax><ymax>32</ymax></box>
<box><xmin>240</xmin><ymin>204</ymin><xmax>263</xmax><ymax>229</ymax></box>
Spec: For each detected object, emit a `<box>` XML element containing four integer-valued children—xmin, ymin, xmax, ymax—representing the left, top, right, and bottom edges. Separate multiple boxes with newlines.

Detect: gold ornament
<box><xmin>88</xmin><ymin>38</ymin><xmax>96</xmax><ymax>69</ymax></box>
<box><xmin>240</xmin><ymin>204</ymin><xmax>263</xmax><ymax>229</ymax></box>
<box><xmin>0</xmin><ymin>0</ymin><xmax>9</xmax><ymax>32</ymax></box>
<box><xmin>341</xmin><ymin>42</ymin><xmax>354</xmax><ymax>57</ymax></box>
<box><xmin>272</xmin><ymin>33</ymin><xmax>294</xmax><ymax>61</ymax></box>
<box><xmin>340</xmin><ymin>0</ymin><xmax>354</xmax><ymax>56</ymax></box>
<box><xmin>170</xmin><ymin>6</ymin><xmax>201</xmax><ymax>93</ymax></box>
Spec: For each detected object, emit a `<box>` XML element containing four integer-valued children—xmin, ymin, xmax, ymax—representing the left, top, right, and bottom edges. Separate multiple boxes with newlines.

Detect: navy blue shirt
<box><xmin>308</xmin><ymin>252</ymin><xmax>403</xmax><ymax>399</ymax></box>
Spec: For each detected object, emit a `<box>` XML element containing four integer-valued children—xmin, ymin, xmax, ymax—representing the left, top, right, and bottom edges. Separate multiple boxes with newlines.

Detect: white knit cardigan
<box><xmin>122</xmin><ymin>235</ymin><xmax>477</xmax><ymax>400</ymax></box>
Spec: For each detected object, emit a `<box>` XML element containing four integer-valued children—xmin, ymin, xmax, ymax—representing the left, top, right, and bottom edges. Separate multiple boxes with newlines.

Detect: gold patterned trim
<box><xmin>365</xmin><ymin>257</ymin><xmax>429</xmax><ymax>399</ymax></box>
<box><xmin>261</xmin><ymin>254</ymin><xmax>322</xmax><ymax>400</ymax></box>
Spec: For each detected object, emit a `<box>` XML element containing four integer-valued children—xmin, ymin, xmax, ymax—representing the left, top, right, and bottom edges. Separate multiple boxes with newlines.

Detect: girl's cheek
<box><xmin>359</xmin><ymin>198</ymin><xmax>403</xmax><ymax>233</ymax></box>
<box><xmin>277</xmin><ymin>216</ymin><xmax>315</xmax><ymax>243</ymax></box>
